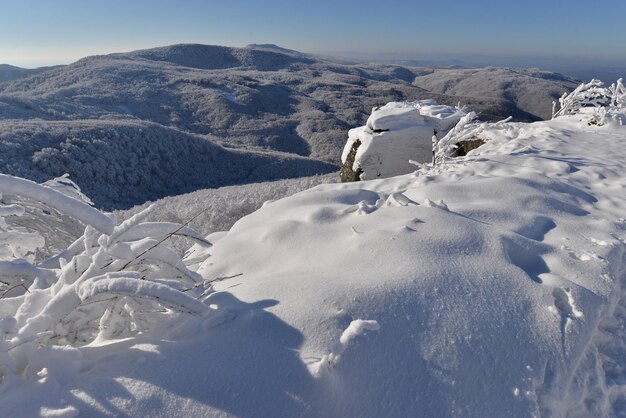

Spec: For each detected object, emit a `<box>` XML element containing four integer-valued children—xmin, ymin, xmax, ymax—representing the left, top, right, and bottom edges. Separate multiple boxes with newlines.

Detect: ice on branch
<box><xmin>0</xmin><ymin>174</ymin><xmax>213</xmax><ymax>388</ymax></box>
<box><xmin>552</xmin><ymin>78</ymin><xmax>625</xmax><ymax>125</ymax></box>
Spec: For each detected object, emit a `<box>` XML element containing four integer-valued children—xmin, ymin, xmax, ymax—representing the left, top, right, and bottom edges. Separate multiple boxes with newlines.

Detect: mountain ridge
<box><xmin>0</xmin><ymin>43</ymin><xmax>579</xmax><ymax>208</ymax></box>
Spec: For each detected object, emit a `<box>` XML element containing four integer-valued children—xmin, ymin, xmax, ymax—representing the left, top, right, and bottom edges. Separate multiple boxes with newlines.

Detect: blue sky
<box><xmin>2</xmin><ymin>0</ymin><xmax>625</xmax><ymax>68</ymax></box>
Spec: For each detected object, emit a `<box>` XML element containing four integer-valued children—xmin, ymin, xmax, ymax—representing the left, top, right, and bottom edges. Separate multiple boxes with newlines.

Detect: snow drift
<box><xmin>0</xmin><ymin>80</ymin><xmax>625</xmax><ymax>417</ymax></box>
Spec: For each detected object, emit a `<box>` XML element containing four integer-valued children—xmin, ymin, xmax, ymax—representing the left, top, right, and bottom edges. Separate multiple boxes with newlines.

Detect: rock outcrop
<box><xmin>340</xmin><ymin>100</ymin><xmax>467</xmax><ymax>181</ymax></box>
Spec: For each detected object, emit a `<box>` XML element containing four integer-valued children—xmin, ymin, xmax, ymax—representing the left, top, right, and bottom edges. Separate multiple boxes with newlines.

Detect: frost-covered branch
<box><xmin>432</xmin><ymin>114</ymin><xmax>513</xmax><ymax>165</ymax></box>
<box><xmin>0</xmin><ymin>174</ymin><xmax>114</xmax><ymax>235</ymax></box>
<box><xmin>0</xmin><ymin>174</ymin><xmax>214</xmax><ymax>386</ymax></box>
<box><xmin>552</xmin><ymin>79</ymin><xmax>625</xmax><ymax>126</ymax></box>
<box><xmin>610</xmin><ymin>78</ymin><xmax>625</xmax><ymax>109</ymax></box>
<box><xmin>552</xmin><ymin>79</ymin><xmax>610</xmax><ymax>119</ymax></box>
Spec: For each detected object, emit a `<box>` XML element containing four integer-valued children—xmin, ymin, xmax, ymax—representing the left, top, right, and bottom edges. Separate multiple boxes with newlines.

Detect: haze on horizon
<box><xmin>1</xmin><ymin>0</ymin><xmax>625</xmax><ymax>80</ymax></box>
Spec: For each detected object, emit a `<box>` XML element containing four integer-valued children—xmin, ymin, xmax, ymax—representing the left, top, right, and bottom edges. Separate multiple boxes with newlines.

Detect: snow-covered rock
<box><xmin>340</xmin><ymin>100</ymin><xmax>467</xmax><ymax>181</ymax></box>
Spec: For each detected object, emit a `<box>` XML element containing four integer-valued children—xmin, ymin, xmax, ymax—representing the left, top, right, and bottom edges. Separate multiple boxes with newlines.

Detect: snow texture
<box><xmin>2</xmin><ymin>80</ymin><xmax>626</xmax><ymax>417</ymax></box>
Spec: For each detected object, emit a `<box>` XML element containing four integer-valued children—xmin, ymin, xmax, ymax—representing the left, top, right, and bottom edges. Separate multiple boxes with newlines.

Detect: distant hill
<box><xmin>0</xmin><ymin>63</ymin><xmax>62</xmax><ymax>84</ymax></box>
<box><xmin>0</xmin><ymin>44</ymin><xmax>579</xmax><ymax>208</ymax></box>
<box><xmin>411</xmin><ymin>67</ymin><xmax>579</xmax><ymax>122</ymax></box>
<box><xmin>245</xmin><ymin>43</ymin><xmax>307</xmax><ymax>57</ymax></box>
<box><xmin>120</xmin><ymin>43</ymin><xmax>315</xmax><ymax>70</ymax></box>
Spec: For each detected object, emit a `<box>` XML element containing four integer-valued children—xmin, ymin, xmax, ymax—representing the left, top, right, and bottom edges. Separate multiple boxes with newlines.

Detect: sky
<box><xmin>1</xmin><ymin>0</ymin><xmax>625</xmax><ymax>72</ymax></box>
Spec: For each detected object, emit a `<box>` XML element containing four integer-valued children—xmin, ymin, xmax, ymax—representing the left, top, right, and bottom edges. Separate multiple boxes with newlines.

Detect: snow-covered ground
<box><xmin>1</xmin><ymin>84</ymin><xmax>626</xmax><ymax>416</ymax></box>
<box><xmin>114</xmin><ymin>173</ymin><xmax>338</xmax><ymax>255</ymax></box>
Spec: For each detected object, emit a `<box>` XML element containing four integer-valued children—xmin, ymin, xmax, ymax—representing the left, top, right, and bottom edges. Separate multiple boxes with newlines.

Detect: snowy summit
<box><xmin>0</xmin><ymin>79</ymin><xmax>625</xmax><ymax>417</ymax></box>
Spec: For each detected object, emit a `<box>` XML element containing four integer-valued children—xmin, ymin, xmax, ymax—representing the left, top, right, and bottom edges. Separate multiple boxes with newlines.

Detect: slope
<box><xmin>0</xmin><ymin>45</ymin><xmax>578</xmax><ymax>210</ymax></box>
<box><xmin>1</xmin><ymin>97</ymin><xmax>624</xmax><ymax>417</ymax></box>
<box><xmin>0</xmin><ymin>118</ymin><xmax>336</xmax><ymax>209</ymax></box>
<box><xmin>412</xmin><ymin>67</ymin><xmax>579</xmax><ymax>120</ymax></box>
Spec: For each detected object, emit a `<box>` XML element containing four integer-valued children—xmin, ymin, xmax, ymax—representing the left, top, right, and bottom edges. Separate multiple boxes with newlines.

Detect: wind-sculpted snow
<box><xmin>190</xmin><ymin>110</ymin><xmax>626</xmax><ymax>417</ymax></box>
<box><xmin>0</xmin><ymin>44</ymin><xmax>578</xmax><ymax>208</ymax></box>
<box><xmin>1</xmin><ymin>98</ymin><xmax>626</xmax><ymax>416</ymax></box>
<box><xmin>115</xmin><ymin>173</ymin><xmax>337</xmax><ymax>255</ymax></box>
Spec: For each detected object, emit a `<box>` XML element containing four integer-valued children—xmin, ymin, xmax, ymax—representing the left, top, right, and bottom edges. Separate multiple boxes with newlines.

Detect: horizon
<box><xmin>2</xmin><ymin>41</ymin><xmax>624</xmax><ymax>83</ymax></box>
<box><xmin>1</xmin><ymin>0</ymin><xmax>625</xmax><ymax>80</ymax></box>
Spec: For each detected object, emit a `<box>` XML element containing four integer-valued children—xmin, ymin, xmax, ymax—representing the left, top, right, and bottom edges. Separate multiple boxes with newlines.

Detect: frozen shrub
<box><xmin>0</xmin><ymin>174</ymin><xmax>212</xmax><ymax>388</ymax></box>
<box><xmin>610</xmin><ymin>78</ymin><xmax>625</xmax><ymax>109</ymax></box>
<box><xmin>552</xmin><ymin>79</ymin><xmax>611</xmax><ymax>118</ymax></box>
<box><xmin>432</xmin><ymin>113</ymin><xmax>513</xmax><ymax>165</ymax></box>
<box><xmin>552</xmin><ymin>78</ymin><xmax>625</xmax><ymax>125</ymax></box>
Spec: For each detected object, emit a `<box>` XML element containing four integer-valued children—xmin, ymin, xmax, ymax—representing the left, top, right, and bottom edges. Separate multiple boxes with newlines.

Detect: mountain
<box><xmin>0</xmin><ymin>118</ymin><xmax>335</xmax><ymax>210</ymax></box>
<box><xmin>0</xmin><ymin>44</ymin><xmax>579</xmax><ymax>208</ymax></box>
<box><xmin>0</xmin><ymin>64</ymin><xmax>33</xmax><ymax>84</ymax></box>
<box><xmin>0</xmin><ymin>64</ymin><xmax>61</xmax><ymax>84</ymax></box>
<box><xmin>411</xmin><ymin>67</ymin><xmax>579</xmax><ymax>121</ymax></box>
<box><xmin>2</xmin><ymin>98</ymin><xmax>625</xmax><ymax>417</ymax></box>
<box><xmin>245</xmin><ymin>43</ymin><xmax>307</xmax><ymax>57</ymax></box>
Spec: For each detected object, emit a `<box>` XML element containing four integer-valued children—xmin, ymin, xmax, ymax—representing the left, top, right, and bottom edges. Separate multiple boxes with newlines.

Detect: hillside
<box><xmin>412</xmin><ymin>67</ymin><xmax>576</xmax><ymax>120</ymax></box>
<box><xmin>0</xmin><ymin>119</ymin><xmax>335</xmax><ymax>210</ymax></box>
<box><xmin>1</xmin><ymin>88</ymin><xmax>625</xmax><ymax>417</ymax></box>
<box><xmin>0</xmin><ymin>44</ymin><xmax>578</xmax><ymax>208</ymax></box>
<box><xmin>0</xmin><ymin>64</ymin><xmax>60</xmax><ymax>84</ymax></box>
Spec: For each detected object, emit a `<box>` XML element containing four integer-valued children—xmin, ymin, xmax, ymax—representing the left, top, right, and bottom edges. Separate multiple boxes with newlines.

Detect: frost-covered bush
<box><xmin>609</xmin><ymin>78</ymin><xmax>626</xmax><ymax>109</ymax></box>
<box><xmin>432</xmin><ymin>113</ymin><xmax>513</xmax><ymax>165</ymax></box>
<box><xmin>552</xmin><ymin>78</ymin><xmax>625</xmax><ymax>125</ymax></box>
<box><xmin>552</xmin><ymin>79</ymin><xmax>611</xmax><ymax>118</ymax></box>
<box><xmin>0</xmin><ymin>174</ymin><xmax>212</xmax><ymax>389</ymax></box>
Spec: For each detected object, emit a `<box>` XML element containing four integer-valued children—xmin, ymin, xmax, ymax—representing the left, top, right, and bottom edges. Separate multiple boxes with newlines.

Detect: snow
<box><xmin>0</xmin><ymin>44</ymin><xmax>578</xmax><ymax>209</ymax></box>
<box><xmin>342</xmin><ymin>100</ymin><xmax>467</xmax><ymax>179</ymax></box>
<box><xmin>198</xmin><ymin>107</ymin><xmax>626</xmax><ymax>416</ymax></box>
<box><xmin>0</xmin><ymin>174</ymin><xmax>114</xmax><ymax>234</ymax></box>
<box><xmin>216</xmin><ymin>87</ymin><xmax>244</xmax><ymax>105</ymax></box>
<box><xmin>315</xmin><ymin>319</ymin><xmax>381</xmax><ymax>372</ymax></box>
<box><xmin>1</xmin><ymin>89</ymin><xmax>626</xmax><ymax>416</ymax></box>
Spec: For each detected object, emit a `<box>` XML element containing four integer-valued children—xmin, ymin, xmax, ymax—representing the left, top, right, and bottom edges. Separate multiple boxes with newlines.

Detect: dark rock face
<box><xmin>453</xmin><ymin>139</ymin><xmax>486</xmax><ymax>157</ymax></box>
<box><xmin>340</xmin><ymin>139</ymin><xmax>363</xmax><ymax>182</ymax></box>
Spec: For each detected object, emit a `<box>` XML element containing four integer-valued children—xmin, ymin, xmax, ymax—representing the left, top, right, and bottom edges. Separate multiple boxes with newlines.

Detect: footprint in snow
<box><xmin>550</xmin><ymin>287</ymin><xmax>583</xmax><ymax>357</ymax></box>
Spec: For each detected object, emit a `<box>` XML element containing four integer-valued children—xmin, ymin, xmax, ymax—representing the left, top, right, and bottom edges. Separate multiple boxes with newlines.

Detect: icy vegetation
<box><xmin>0</xmin><ymin>176</ymin><xmax>213</xmax><ymax>395</ymax></box>
<box><xmin>0</xmin><ymin>44</ymin><xmax>578</xmax><ymax>208</ymax></box>
<box><xmin>0</xmin><ymin>79</ymin><xmax>625</xmax><ymax>416</ymax></box>
<box><xmin>0</xmin><ymin>119</ymin><xmax>336</xmax><ymax>210</ymax></box>
<box><xmin>552</xmin><ymin>78</ymin><xmax>626</xmax><ymax>125</ymax></box>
